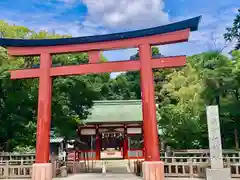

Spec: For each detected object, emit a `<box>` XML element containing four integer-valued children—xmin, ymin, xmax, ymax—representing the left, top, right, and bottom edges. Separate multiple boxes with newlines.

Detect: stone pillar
<box><xmin>142</xmin><ymin>161</ymin><xmax>164</xmax><ymax>180</ymax></box>
<box><xmin>139</xmin><ymin>44</ymin><xmax>164</xmax><ymax>180</ymax></box>
<box><xmin>206</xmin><ymin>106</ymin><xmax>231</xmax><ymax>180</ymax></box>
<box><xmin>32</xmin><ymin>163</ymin><xmax>52</xmax><ymax>180</ymax></box>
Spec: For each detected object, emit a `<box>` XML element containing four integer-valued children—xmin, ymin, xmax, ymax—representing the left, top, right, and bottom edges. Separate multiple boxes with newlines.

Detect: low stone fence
<box><xmin>0</xmin><ymin>160</ymin><xmax>33</xmax><ymax>179</ymax></box>
<box><xmin>0</xmin><ymin>154</ymin><xmax>62</xmax><ymax>179</ymax></box>
<box><xmin>134</xmin><ymin>156</ymin><xmax>240</xmax><ymax>178</ymax></box>
<box><xmin>2</xmin><ymin>149</ymin><xmax>240</xmax><ymax>179</ymax></box>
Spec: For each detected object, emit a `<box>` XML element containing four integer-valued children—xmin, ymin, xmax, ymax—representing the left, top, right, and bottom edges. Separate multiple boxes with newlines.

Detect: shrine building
<box><xmin>75</xmin><ymin>100</ymin><xmax>159</xmax><ymax>161</ymax></box>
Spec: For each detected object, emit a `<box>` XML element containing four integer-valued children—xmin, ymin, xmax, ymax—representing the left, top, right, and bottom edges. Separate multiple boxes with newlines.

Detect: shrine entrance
<box><xmin>100</xmin><ymin>131</ymin><xmax>124</xmax><ymax>159</ymax></box>
<box><xmin>76</xmin><ymin>100</ymin><xmax>144</xmax><ymax>161</ymax></box>
<box><xmin>0</xmin><ymin>16</ymin><xmax>201</xmax><ymax>180</ymax></box>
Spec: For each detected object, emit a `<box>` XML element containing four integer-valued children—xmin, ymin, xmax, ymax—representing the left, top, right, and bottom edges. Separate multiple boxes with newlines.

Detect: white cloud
<box><xmin>159</xmin><ymin>8</ymin><xmax>238</xmax><ymax>56</ymax></box>
<box><xmin>1</xmin><ymin>8</ymin><xmax>107</xmax><ymax>37</ymax></box>
<box><xmin>191</xmin><ymin>8</ymin><xmax>237</xmax><ymax>55</ymax></box>
<box><xmin>82</xmin><ymin>0</ymin><xmax>169</xmax><ymax>31</ymax></box>
<box><xmin>2</xmin><ymin>0</ymin><xmax>238</xmax><ymax>60</ymax></box>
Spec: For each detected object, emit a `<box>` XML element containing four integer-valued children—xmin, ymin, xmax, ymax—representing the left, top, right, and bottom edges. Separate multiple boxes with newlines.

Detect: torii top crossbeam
<box><xmin>0</xmin><ymin>16</ymin><xmax>200</xmax><ymax>53</ymax></box>
<box><xmin>0</xmin><ymin>16</ymin><xmax>201</xmax><ymax>180</ymax></box>
<box><xmin>0</xmin><ymin>16</ymin><xmax>201</xmax><ymax>80</ymax></box>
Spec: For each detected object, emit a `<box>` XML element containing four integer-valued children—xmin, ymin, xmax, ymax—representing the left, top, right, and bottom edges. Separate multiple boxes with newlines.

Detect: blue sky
<box><xmin>0</xmin><ymin>0</ymin><xmax>239</xmax><ymax>75</ymax></box>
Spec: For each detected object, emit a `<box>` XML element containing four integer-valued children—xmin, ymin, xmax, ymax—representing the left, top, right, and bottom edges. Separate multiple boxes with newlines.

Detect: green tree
<box><xmin>158</xmin><ymin>61</ymin><xmax>206</xmax><ymax>148</ymax></box>
<box><xmin>190</xmin><ymin>52</ymin><xmax>236</xmax><ymax>148</ymax></box>
<box><xmin>156</xmin><ymin>51</ymin><xmax>240</xmax><ymax>149</ymax></box>
<box><xmin>222</xmin><ymin>50</ymin><xmax>240</xmax><ymax>148</ymax></box>
<box><xmin>224</xmin><ymin>9</ymin><xmax>240</xmax><ymax>50</ymax></box>
<box><xmin>0</xmin><ymin>20</ymin><xmax>110</xmax><ymax>151</ymax></box>
<box><xmin>0</xmin><ymin>65</ymin><xmax>37</xmax><ymax>151</ymax></box>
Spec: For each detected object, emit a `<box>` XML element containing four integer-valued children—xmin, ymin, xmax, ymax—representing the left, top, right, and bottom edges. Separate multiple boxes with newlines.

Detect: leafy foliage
<box><xmin>0</xmin><ymin>21</ymin><xmax>109</xmax><ymax>151</ymax></box>
<box><xmin>224</xmin><ymin>9</ymin><xmax>240</xmax><ymax>50</ymax></box>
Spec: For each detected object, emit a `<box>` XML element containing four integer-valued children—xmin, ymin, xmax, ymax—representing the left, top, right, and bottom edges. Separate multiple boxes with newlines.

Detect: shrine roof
<box><xmin>81</xmin><ymin>100</ymin><xmax>142</xmax><ymax>124</ymax></box>
<box><xmin>0</xmin><ymin>16</ymin><xmax>201</xmax><ymax>47</ymax></box>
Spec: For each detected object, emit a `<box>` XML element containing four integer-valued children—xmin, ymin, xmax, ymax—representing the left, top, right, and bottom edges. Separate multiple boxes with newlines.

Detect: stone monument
<box><xmin>206</xmin><ymin>105</ymin><xmax>231</xmax><ymax>180</ymax></box>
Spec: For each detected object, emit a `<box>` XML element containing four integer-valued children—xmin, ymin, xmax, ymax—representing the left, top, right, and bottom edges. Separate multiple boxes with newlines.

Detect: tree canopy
<box><xmin>0</xmin><ymin>21</ymin><xmax>110</xmax><ymax>151</ymax></box>
<box><xmin>224</xmin><ymin>9</ymin><xmax>240</xmax><ymax>50</ymax></box>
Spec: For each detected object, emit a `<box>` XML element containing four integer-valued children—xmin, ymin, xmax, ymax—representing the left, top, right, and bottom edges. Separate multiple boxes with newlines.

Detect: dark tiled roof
<box><xmin>82</xmin><ymin>100</ymin><xmax>142</xmax><ymax>124</ymax></box>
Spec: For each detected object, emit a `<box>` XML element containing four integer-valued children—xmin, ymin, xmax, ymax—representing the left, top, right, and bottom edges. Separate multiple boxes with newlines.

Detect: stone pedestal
<box><xmin>142</xmin><ymin>161</ymin><xmax>164</xmax><ymax>180</ymax></box>
<box><xmin>60</xmin><ymin>166</ymin><xmax>67</xmax><ymax>177</ymax></box>
<box><xmin>32</xmin><ymin>163</ymin><xmax>52</xmax><ymax>180</ymax></box>
<box><xmin>206</xmin><ymin>168</ymin><xmax>231</xmax><ymax>180</ymax></box>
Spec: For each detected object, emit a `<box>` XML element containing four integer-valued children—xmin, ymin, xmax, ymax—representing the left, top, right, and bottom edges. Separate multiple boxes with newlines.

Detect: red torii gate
<box><xmin>0</xmin><ymin>16</ymin><xmax>201</xmax><ymax>180</ymax></box>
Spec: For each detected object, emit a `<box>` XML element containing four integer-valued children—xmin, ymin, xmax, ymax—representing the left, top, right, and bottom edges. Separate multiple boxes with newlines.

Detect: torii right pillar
<box><xmin>140</xmin><ymin>44</ymin><xmax>164</xmax><ymax>180</ymax></box>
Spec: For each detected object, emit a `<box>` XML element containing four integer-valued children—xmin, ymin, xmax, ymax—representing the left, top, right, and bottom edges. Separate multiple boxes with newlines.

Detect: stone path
<box><xmin>53</xmin><ymin>174</ymin><xmax>205</xmax><ymax>180</ymax></box>
<box><xmin>54</xmin><ymin>173</ymin><xmax>142</xmax><ymax>180</ymax></box>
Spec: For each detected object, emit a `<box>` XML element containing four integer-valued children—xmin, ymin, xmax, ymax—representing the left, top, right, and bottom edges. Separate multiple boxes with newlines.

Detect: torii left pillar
<box><xmin>32</xmin><ymin>53</ymin><xmax>52</xmax><ymax>180</ymax></box>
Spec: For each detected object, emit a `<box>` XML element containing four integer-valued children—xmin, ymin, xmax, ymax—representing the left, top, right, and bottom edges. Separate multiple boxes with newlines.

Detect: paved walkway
<box><xmin>54</xmin><ymin>174</ymin><xmax>203</xmax><ymax>180</ymax></box>
<box><xmin>54</xmin><ymin>173</ymin><xmax>142</xmax><ymax>180</ymax></box>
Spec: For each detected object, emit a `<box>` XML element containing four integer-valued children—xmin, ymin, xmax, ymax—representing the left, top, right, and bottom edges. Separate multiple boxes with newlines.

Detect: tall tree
<box><xmin>224</xmin><ymin>9</ymin><xmax>240</xmax><ymax>50</ymax></box>
<box><xmin>158</xmin><ymin>61</ymin><xmax>206</xmax><ymax>148</ymax></box>
<box><xmin>0</xmin><ymin>20</ymin><xmax>109</xmax><ymax>151</ymax></box>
